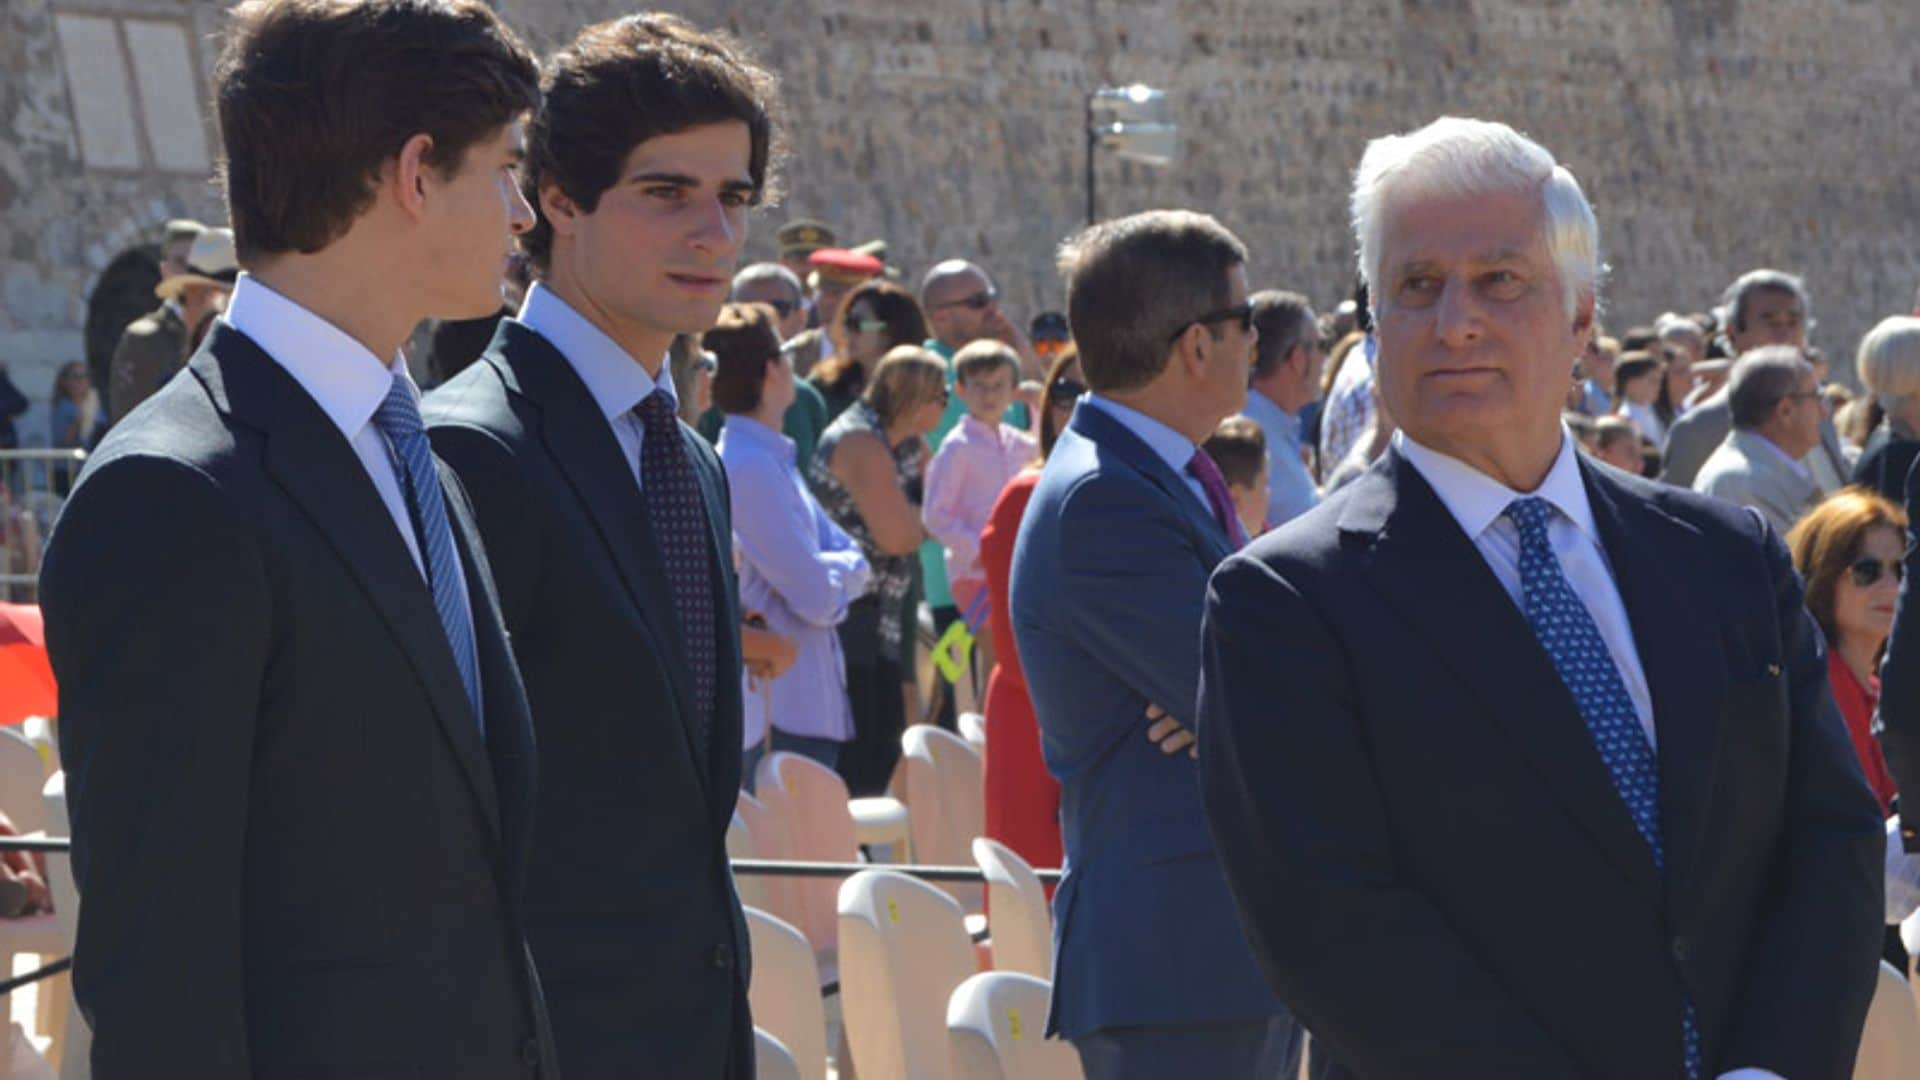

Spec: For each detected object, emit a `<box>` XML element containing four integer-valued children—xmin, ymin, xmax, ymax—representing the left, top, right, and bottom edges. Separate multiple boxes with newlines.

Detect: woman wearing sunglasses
<box><xmin>809</xmin><ymin>279</ymin><xmax>929</xmax><ymax>421</ymax></box>
<box><xmin>1787</xmin><ymin>487</ymin><xmax>1904</xmax><ymax>813</ymax></box>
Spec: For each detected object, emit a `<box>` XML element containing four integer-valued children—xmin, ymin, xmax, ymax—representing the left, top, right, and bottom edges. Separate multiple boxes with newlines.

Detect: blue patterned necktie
<box><xmin>371</xmin><ymin>372</ymin><xmax>483</xmax><ymax>733</ymax></box>
<box><xmin>1506</xmin><ymin>496</ymin><xmax>1699</xmax><ymax>1079</ymax></box>
<box><xmin>636</xmin><ymin>389</ymin><xmax>717</xmax><ymax>756</ymax></box>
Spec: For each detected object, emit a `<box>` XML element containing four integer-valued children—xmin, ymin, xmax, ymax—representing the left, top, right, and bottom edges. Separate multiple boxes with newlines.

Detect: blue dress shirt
<box><xmin>718</xmin><ymin>414</ymin><xmax>872</xmax><ymax>746</ymax></box>
<box><xmin>1241</xmin><ymin>387</ymin><xmax>1320</xmax><ymax>529</ymax></box>
<box><xmin>517</xmin><ymin>282</ymin><xmax>674</xmax><ymax>489</ymax></box>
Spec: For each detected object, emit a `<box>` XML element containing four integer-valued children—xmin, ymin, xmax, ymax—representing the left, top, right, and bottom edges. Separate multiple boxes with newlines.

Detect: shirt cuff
<box><xmin>1716</xmin><ymin>1070</ymin><xmax>1786</xmax><ymax>1079</ymax></box>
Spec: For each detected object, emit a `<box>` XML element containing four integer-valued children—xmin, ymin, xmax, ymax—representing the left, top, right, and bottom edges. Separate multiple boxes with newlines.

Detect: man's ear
<box><xmin>389</xmin><ymin>133</ymin><xmax>436</xmax><ymax>221</ymax></box>
<box><xmin>541</xmin><ymin>180</ymin><xmax>583</xmax><ymax>243</ymax></box>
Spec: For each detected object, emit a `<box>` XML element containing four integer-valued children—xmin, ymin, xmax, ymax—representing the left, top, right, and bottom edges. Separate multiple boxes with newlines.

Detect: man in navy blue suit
<box><xmin>1201</xmin><ymin>117</ymin><xmax>1883</xmax><ymax>1079</ymax></box>
<box><xmin>1010</xmin><ymin>210</ymin><xmax>1300</xmax><ymax>1076</ymax></box>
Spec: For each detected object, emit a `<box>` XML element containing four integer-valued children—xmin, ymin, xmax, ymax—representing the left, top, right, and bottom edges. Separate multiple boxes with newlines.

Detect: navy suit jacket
<box><xmin>1201</xmin><ymin>448</ymin><xmax>1884</xmax><ymax>1078</ymax></box>
<box><xmin>41</xmin><ymin>324</ymin><xmax>553</xmax><ymax>1079</ymax></box>
<box><xmin>1009</xmin><ymin>401</ymin><xmax>1284</xmax><ymax>1039</ymax></box>
<box><xmin>424</xmin><ymin>320</ymin><xmax>751</xmax><ymax>1079</ymax></box>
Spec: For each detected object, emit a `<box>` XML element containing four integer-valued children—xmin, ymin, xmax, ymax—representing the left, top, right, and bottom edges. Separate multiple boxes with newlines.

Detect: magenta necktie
<box><xmin>1186</xmin><ymin>448</ymin><xmax>1248</xmax><ymax>550</ymax></box>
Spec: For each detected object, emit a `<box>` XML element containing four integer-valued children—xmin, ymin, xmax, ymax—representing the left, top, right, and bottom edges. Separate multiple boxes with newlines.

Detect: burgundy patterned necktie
<box><xmin>636</xmin><ymin>389</ymin><xmax>717</xmax><ymax>756</ymax></box>
<box><xmin>1186</xmin><ymin>447</ymin><xmax>1248</xmax><ymax>549</ymax></box>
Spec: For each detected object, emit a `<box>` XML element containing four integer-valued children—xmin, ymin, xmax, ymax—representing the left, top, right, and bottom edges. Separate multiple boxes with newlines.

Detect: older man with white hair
<box><xmin>1199</xmin><ymin>116</ymin><xmax>1883</xmax><ymax>1080</ymax></box>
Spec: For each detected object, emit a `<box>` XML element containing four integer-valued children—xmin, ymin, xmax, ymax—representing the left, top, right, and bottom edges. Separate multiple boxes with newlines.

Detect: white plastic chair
<box><xmin>756</xmin><ymin>753</ymin><xmax>865</xmax><ymax>952</ymax></box>
<box><xmin>753</xmin><ymin>1027</ymin><xmax>802</xmax><ymax>1080</ymax></box>
<box><xmin>901</xmin><ymin>725</ymin><xmax>984</xmax><ymax>909</ymax></box>
<box><xmin>838</xmin><ymin>869</ymin><xmax>977</xmax><ymax>1080</ymax></box>
<box><xmin>971</xmin><ymin>838</ymin><xmax>1052</xmax><ymax>980</ymax></box>
<box><xmin>734</xmin><ymin>791</ymin><xmax>806</xmax><ymax>943</ymax></box>
<box><xmin>744</xmin><ymin>907</ymin><xmax>827</xmax><ymax>1080</ymax></box>
<box><xmin>1853</xmin><ymin>959</ymin><xmax>1920</xmax><ymax>1080</ymax></box>
<box><xmin>726</xmin><ymin>808</ymin><xmax>768</xmax><ymax>912</ymax></box>
<box><xmin>957</xmin><ymin>712</ymin><xmax>987</xmax><ymax>753</ymax></box>
<box><xmin>43</xmin><ymin>774</ymin><xmax>84</xmax><ymax>1080</ymax></box>
<box><xmin>948</xmin><ymin>971</ymin><xmax>1081</xmax><ymax>1079</ymax></box>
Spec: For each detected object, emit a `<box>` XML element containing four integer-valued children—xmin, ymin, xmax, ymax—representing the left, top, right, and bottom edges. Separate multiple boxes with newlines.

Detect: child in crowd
<box><xmin>924</xmin><ymin>340</ymin><xmax>1037</xmax><ymax>672</ymax></box>
<box><xmin>1203</xmin><ymin>415</ymin><xmax>1271</xmax><ymax>541</ymax></box>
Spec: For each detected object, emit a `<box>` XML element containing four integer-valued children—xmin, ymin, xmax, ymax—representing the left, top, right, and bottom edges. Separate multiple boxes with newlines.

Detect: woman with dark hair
<box><xmin>808</xmin><ymin>279</ymin><xmax>928</xmax><ymax>419</ymax></box>
<box><xmin>975</xmin><ymin>346</ymin><xmax>1083</xmax><ymax>883</ymax></box>
<box><xmin>807</xmin><ymin>346</ymin><xmax>948</xmax><ymax>794</ymax></box>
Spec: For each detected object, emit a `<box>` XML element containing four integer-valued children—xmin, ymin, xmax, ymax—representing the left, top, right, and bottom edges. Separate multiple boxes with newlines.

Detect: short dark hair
<box><xmin>1249</xmin><ymin>290</ymin><xmax>1315</xmax><ymax>379</ymax></box>
<box><xmin>1727</xmin><ymin>346</ymin><xmax>1812</xmax><ymax>429</ymax></box>
<box><xmin>1202</xmin><ymin>416</ymin><xmax>1267</xmax><ymax>490</ymax></box>
<box><xmin>706</xmin><ymin>302</ymin><xmax>783</xmax><ymax>414</ymax></box>
<box><xmin>1058</xmin><ymin>210</ymin><xmax>1248</xmax><ymax>394</ymax></box>
<box><xmin>215</xmin><ymin>0</ymin><xmax>539</xmax><ymax>261</ymax></box>
<box><xmin>521</xmin><ymin>13</ymin><xmax>786</xmax><ymax>269</ymax></box>
<box><xmin>1612</xmin><ymin>350</ymin><xmax>1661</xmax><ymax>401</ymax></box>
<box><xmin>954</xmin><ymin>340</ymin><xmax>1019</xmax><ymax>385</ymax></box>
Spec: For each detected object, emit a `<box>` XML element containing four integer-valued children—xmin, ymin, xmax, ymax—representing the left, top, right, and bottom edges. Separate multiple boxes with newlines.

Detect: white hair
<box><xmin>1654</xmin><ymin>311</ymin><xmax>1703</xmax><ymax>341</ymax></box>
<box><xmin>1857</xmin><ymin>315</ymin><xmax>1920</xmax><ymax>406</ymax></box>
<box><xmin>1351</xmin><ymin>116</ymin><xmax>1602</xmax><ymax>318</ymax></box>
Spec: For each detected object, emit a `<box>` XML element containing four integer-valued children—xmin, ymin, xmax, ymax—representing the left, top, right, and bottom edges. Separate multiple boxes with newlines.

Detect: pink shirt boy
<box><xmin>924</xmin><ymin>413</ymin><xmax>1037</xmax><ymax>616</ymax></box>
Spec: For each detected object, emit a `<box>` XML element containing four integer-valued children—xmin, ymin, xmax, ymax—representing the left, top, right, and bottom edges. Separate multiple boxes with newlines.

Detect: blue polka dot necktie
<box><xmin>371</xmin><ymin>372</ymin><xmax>482</xmax><ymax>733</ymax></box>
<box><xmin>636</xmin><ymin>390</ymin><xmax>717</xmax><ymax>757</ymax></box>
<box><xmin>1506</xmin><ymin>496</ymin><xmax>1699</xmax><ymax>1079</ymax></box>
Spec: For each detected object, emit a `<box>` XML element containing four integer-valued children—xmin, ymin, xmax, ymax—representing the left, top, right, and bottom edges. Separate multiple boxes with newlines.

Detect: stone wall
<box><xmin>6</xmin><ymin>0</ymin><xmax>1918</xmax><ymax>447</ymax></box>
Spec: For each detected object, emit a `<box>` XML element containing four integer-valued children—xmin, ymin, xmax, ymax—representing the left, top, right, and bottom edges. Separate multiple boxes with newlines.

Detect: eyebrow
<box><xmin>626</xmin><ymin>170</ymin><xmax>758</xmax><ymax>195</ymax></box>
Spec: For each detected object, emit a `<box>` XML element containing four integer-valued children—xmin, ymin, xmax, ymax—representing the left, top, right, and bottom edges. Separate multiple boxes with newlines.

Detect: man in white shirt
<box><xmin>1692</xmin><ymin>347</ymin><xmax>1826</xmax><ymax>536</ymax></box>
<box><xmin>1201</xmin><ymin>116</ymin><xmax>1884</xmax><ymax>1080</ymax></box>
<box><xmin>38</xmin><ymin>2</ymin><xmax>556</xmax><ymax>1076</ymax></box>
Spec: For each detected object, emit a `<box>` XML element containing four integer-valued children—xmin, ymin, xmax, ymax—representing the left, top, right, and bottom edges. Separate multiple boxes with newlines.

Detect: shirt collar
<box><xmin>221</xmin><ymin>272</ymin><xmax>407</xmax><ymax>442</ymax></box>
<box><xmin>1737</xmin><ymin>428</ymin><xmax>1812</xmax><ymax>479</ymax></box>
<box><xmin>1245</xmin><ymin>387</ymin><xmax>1301</xmax><ymax>433</ymax></box>
<box><xmin>721</xmin><ymin>413</ymin><xmax>794</xmax><ymax>464</ymax></box>
<box><xmin>519</xmin><ymin>282</ymin><xmax>675</xmax><ymax>420</ymax></box>
<box><xmin>1394</xmin><ymin>427</ymin><xmax>1600</xmax><ymax>547</ymax></box>
<box><xmin>1082</xmin><ymin>393</ymin><xmax>1198</xmax><ymax>475</ymax></box>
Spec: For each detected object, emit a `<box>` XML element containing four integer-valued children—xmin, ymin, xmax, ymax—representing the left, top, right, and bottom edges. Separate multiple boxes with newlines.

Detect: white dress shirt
<box><xmin>518</xmin><ymin>282</ymin><xmax>676</xmax><ymax>489</ymax></box>
<box><xmin>1400</xmin><ymin>428</ymin><xmax>1781</xmax><ymax>1080</ymax></box>
<box><xmin>1395</xmin><ymin>428</ymin><xmax>1656</xmax><ymax>746</ymax></box>
<box><xmin>222</xmin><ymin>274</ymin><xmax>469</xmax><ymax>593</ymax></box>
<box><xmin>1080</xmin><ymin>394</ymin><xmax>1212</xmax><ymax>518</ymax></box>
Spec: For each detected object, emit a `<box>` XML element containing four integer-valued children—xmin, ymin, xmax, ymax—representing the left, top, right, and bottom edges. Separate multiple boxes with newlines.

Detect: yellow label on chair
<box><xmin>931</xmin><ymin>619</ymin><xmax>975</xmax><ymax>684</ymax></box>
<box><xmin>1008</xmin><ymin>1008</ymin><xmax>1023</xmax><ymax>1040</ymax></box>
<box><xmin>886</xmin><ymin>897</ymin><xmax>899</xmax><ymax>924</ymax></box>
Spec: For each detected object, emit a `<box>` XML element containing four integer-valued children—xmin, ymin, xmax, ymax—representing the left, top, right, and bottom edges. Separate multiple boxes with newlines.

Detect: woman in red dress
<box><xmin>1786</xmin><ymin>487</ymin><xmax>1904</xmax><ymax>814</ymax></box>
<box><xmin>977</xmin><ymin>350</ymin><xmax>1085</xmax><ymax>884</ymax></box>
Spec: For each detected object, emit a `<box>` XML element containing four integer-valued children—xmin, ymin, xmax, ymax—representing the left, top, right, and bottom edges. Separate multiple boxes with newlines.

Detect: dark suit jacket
<box><xmin>1872</xmin><ymin>450</ymin><xmax>1920</xmax><ymax>842</ymax></box>
<box><xmin>1009</xmin><ymin>402</ymin><xmax>1284</xmax><ymax>1040</ymax></box>
<box><xmin>1200</xmin><ymin>448</ymin><xmax>1885</xmax><ymax>1079</ymax></box>
<box><xmin>40</xmin><ymin>324</ymin><xmax>553</xmax><ymax>1079</ymax></box>
<box><xmin>424</xmin><ymin>320</ymin><xmax>751</xmax><ymax>1079</ymax></box>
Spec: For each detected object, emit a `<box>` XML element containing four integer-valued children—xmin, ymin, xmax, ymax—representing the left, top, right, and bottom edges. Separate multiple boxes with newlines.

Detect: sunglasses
<box><xmin>1169</xmin><ymin>299</ymin><xmax>1255</xmax><ymax>342</ymax></box>
<box><xmin>938</xmin><ymin>288</ymin><xmax>999</xmax><ymax>312</ymax></box>
<box><xmin>1848</xmin><ymin>557</ymin><xmax>1903</xmax><ymax>588</ymax></box>
<box><xmin>851</xmin><ymin>318</ymin><xmax>889</xmax><ymax>334</ymax></box>
<box><xmin>1049</xmin><ymin>378</ymin><xmax>1086</xmax><ymax>403</ymax></box>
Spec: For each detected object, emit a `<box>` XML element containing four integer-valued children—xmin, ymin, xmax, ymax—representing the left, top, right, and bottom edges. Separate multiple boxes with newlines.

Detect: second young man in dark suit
<box><xmin>40</xmin><ymin>2</ymin><xmax>556</xmax><ymax>1076</ymax></box>
<box><xmin>424</xmin><ymin>16</ymin><xmax>784</xmax><ymax>1078</ymax></box>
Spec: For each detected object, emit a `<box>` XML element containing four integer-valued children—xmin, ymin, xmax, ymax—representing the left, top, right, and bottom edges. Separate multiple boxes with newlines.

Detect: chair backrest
<box><xmin>734</xmin><ymin>791</ymin><xmax>805</xmax><ymax>937</ymax></box>
<box><xmin>971</xmin><ymin>838</ymin><xmax>1052</xmax><ymax>980</ymax></box>
<box><xmin>727</xmin><ymin>808</ymin><xmax>769</xmax><ymax>912</ymax></box>
<box><xmin>760</xmin><ymin>753</ymin><xmax>860</xmax><ymax>951</ymax></box>
<box><xmin>0</xmin><ymin>730</ymin><xmax>47</xmax><ymax>835</ymax></box>
<box><xmin>957</xmin><ymin>712</ymin><xmax>987</xmax><ymax>753</ymax></box>
<box><xmin>745</xmin><ymin>907</ymin><xmax>828</xmax><ymax>1080</ymax></box>
<box><xmin>44</xmin><ymin>773</ymin><xmax>88</xmax><ymax>1080</ymax></box>
<box><xmin>1854</xmin><ymin>959</ymin><xmax>1920</xmax><ymax>1080</ymax></box>
<box><xmin>753</xmin><ymin>1027</ymin><xmax>802</xmax><ymax>1080</ymax></box>
<box><xmin>901</xmin><ymin>725</ymin><xmax>984</xmax><ymax>908</ymax></box>
<box><xmin>948</xmin><ymin>971</ymin><xmax>1081</xmax><ymax>1080</ymax></box>
<box><xmin>838</xmin><ymin>869</ymin><xmax>977</xmax><ymax>1080</ymax></box>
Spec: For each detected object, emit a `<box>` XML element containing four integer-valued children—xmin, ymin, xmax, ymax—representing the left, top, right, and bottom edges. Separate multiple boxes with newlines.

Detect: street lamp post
<box><xmin>1085</xmin><ymin>83</ymin><xmax>1177</xmax><ymax>226</ymax></box>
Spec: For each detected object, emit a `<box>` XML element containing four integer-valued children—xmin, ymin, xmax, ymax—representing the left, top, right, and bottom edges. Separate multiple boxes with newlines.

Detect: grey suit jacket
<box><xmin>1662</xmin><ymin>385</ymin><xmax>1847</xmax><ymax>490</ymax></box>
<box><xmin>1692</xmin><ymin>428</ymin><xmax>1821</xmax><ymax>536</ymax></box>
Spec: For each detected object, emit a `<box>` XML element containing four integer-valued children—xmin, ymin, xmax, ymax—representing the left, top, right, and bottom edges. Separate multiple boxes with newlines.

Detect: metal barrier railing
<box><xmin>0</xmin><ymin>448</ymin><xmax>89</xmax><ymax>596</ymax></box>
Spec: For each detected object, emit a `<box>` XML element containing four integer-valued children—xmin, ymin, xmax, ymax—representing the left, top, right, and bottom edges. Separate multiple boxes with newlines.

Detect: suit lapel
<box><xmin>686</xmin><ymin>427</ymin><xmax>741</xmax><ymax>806</ymax></box>
<box><xmin>198</xmin><ymin>324</ymin><xmax>503</xmax><ymax>841</ymax></box>
<box><xmin>1580</xmin><ymin>462</ymin><xmax>1725</xmax><ymax>906</ymax></box>
<box><xmin>1342</xmin><ymin>450</ymin><xmax>1663</xmax><ymax>903</ymax></box>
<box><xmin>1068</xmin><ymin>404</ymin><xmax>1233</xmax><ymax>565</ymax></box>
<box><xmin>487</xmin><ymin>323</ymin><xmax>708</xmax><ymax>787</ymax></box>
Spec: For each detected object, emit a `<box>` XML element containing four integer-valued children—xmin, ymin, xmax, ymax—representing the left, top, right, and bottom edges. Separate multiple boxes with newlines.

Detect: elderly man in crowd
<box><xmin>1201</xmin><ymin>115</ymin><xmax>1883</xmax><ymax>1079</ymax></box>
<box><xmin>1663</xmin><ymin>269</ymin><xmax>1847</xmax><ymax>488</ymax></box>
<box><xmin>1692</xmin><ymin>347</ymin><xmax>1827</xmax><ymax>535</ymax></box>
<box><xmin>1012</xmin><ymin>209</ymin><xmax>1298</xmax><ymax>1077</ymax></box>
<box><xmin>1241</xmin><ymin>289</ymin><xmax>1323</xmax><ymax>530</ymax></box>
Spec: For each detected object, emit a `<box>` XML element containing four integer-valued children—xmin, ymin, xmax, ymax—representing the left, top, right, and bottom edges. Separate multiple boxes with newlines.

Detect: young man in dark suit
<box><xmin>1201</xmin><ymin>117</ymin><xmax>1883</xmax><ymax>1079</ymax></box>
<box><xmin>38</xmin><ymin>2</ymin><xmax>556</xmax><ymax>1077</ymax></box>
<box><xmin>423</xmin><ymin>15</ymin><xmax>782</xmax><ymax>1078</ymax></box>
